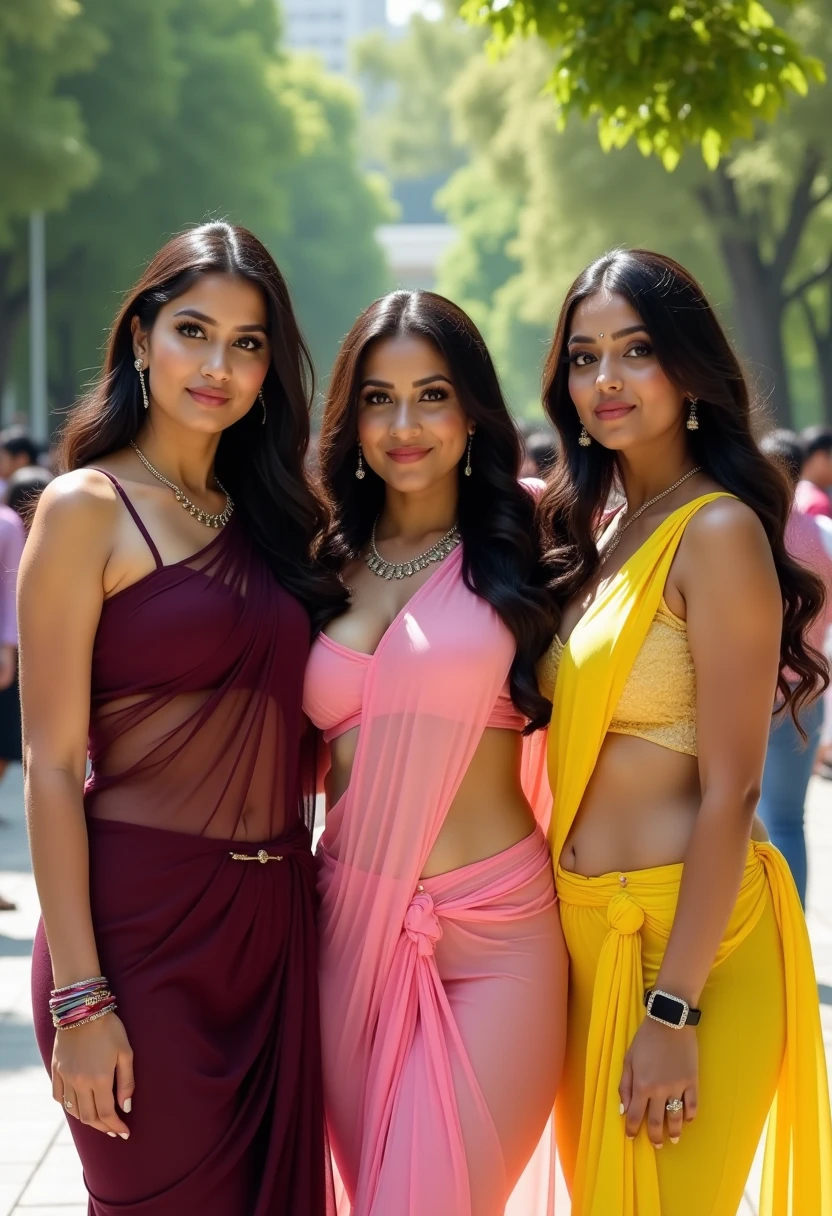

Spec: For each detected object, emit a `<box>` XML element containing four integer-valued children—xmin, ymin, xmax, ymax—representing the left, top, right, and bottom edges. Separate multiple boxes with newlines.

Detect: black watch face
<box><xmin>649</xmin><ymin>992</ymin><xmax>685</xmax><ymax>1025</ymax></box>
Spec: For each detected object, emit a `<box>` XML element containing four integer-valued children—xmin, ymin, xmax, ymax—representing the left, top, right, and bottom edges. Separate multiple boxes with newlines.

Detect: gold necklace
<box><xmin>130</xmin><ymin>442</ymin><xmax>233</xmax><ymax>530</ymax></box>
<box><xmin>604</xmin><ymin>467</ymin><xmax>702</xmax><ymax>558</ymax></box>
<box><xmin>366</xmin><ymin>518</ymin><xmax>460</xmax><ymax>580</ymax></box>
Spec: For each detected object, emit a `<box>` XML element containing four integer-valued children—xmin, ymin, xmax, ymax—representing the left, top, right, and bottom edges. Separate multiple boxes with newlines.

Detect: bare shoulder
<box><xmin>26</xmin><ymin>469</ymin><xmax>120</xmax><ymax>562</ymax></box>
<box><xmin>682</xmin><ymin>495</ymin><xmax>771</xmax><ymax>564</ymax></box>
<box><xmin>676</xmin><ymin>494</ymin><xmax>778</xmax><ymax>615</ymax></box>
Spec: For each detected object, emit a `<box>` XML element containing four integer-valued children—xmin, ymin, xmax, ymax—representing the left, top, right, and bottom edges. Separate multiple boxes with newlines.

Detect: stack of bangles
<box><xmin>49</xmin><ymin>976</ymin><xmax>117</xmax><ymax>1030</ymax></box>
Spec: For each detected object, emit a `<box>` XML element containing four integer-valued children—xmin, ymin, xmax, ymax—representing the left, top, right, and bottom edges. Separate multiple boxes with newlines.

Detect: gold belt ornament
<box><xmin>229</xmin><ymin>849</ymin><xmax>284</xmax><ymax>864</ymax></box>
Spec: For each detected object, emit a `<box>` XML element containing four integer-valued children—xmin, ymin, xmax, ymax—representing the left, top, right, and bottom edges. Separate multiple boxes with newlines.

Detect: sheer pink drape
<box><xmin>313</xmin><ymin>549</ymin><xmax>566</xmax><ymax>1215</ymax></box>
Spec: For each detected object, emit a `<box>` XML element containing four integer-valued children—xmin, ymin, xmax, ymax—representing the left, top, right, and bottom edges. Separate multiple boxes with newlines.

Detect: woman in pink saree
<box><xmin>304</xmin><ymin>291</ymin><xmax>568</xmax><ymax>1215</ymax></box>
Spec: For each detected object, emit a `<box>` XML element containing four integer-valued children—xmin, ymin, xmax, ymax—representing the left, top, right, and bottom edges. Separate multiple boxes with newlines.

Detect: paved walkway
<box><xmin>2</xmin><ymin>763</ymin><xmax>831</xmax><ymax>1214</ymax></box>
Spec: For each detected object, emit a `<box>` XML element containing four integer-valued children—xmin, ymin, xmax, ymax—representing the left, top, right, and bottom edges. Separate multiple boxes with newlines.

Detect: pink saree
<box><xmin>305</xmin><ymin>547</ymin><xmax>567</xmax><ymax>1216</ymax></box>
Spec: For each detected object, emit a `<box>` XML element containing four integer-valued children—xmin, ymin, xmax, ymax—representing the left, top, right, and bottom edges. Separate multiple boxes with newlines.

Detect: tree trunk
<box><xmin>696</xmin><ymin>170</ymin><xmax>793</xmax><ymax>426</ymax></box>
<box><xmin>802</xmin><ymin>288</ymin><xmax>832</xmax><ymax>424</ymax></box>
<box><xmin>724</xmin><ymin>269</ymin><xmax>790</xmax><ymax>426</ymax></box>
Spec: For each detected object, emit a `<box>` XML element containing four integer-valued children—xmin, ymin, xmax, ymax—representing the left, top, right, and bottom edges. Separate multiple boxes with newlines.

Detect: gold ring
<box><xmin>64</xmin><ymin>1097</ymin><xmax>73</xmax><ymax>1110</ymax></box>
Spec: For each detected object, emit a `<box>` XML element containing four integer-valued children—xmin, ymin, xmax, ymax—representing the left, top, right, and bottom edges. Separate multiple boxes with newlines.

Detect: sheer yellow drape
<box><xmin>547</xmin><ymin>495</ymin><xmax>832</xmax><ymax>1215</ymax></box>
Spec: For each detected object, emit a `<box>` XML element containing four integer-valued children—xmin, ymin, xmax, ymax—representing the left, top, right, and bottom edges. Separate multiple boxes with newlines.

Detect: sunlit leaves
<box><xmin>455</xmin><ymin>0</ymin><xmax>825</xmax><ymax>168</ymax></box>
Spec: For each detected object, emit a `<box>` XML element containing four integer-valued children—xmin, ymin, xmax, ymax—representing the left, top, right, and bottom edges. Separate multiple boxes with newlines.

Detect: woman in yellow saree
<box><xmin>537</xmin><ymin>249</ymin><xmax>832</xmax><ymax>1215</ymax></box>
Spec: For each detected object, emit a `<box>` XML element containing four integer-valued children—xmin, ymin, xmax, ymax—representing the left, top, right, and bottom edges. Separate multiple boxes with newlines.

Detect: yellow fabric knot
<box><xmin>607</xmin><ymin>891</ymin><xmax>644</xmax><ymax>935</ymax></box>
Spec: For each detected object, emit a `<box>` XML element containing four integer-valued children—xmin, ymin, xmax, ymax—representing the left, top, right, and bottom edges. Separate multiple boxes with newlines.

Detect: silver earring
<box><xmin>134</xmin><ymin>358</ymin><xmax>149</xmax><ymax>409</ymax></box>
<box><xmin>578</xmin><ymin>424</ymin><xmax>591</xmax><ymax>447</ymax></box>
<box><xmin>259</xmin><ymin>389</ymin><xmax>266</xmax><ymax>426</ymax></box>
<box><xmin>686</xmin><ymin>398</ymin><xmax>699</xmax><ymax>432</ymax></box>
<box><xmin>355</xmin><ymin>442</ymin><xmax>365</xmax><ymax>480</ymax></box>
<box><xmin>464</xmin><ymin>433</ymin><xmax>473</xmax><ymax>477</ymax></box>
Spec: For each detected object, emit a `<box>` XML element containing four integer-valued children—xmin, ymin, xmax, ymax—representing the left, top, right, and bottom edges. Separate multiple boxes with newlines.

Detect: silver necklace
<box><xmin>130</xmin><ymin>442</ymin><xmax>234</xmax><ymax>530</ymax></box>
<box><xmin>604</xmin><ymin>466</ymin><xmax>702</xmax><ymax>559</ymax></box>
<box><xmin>366</xmin><ymin>518</ymin><xmax>461</xmax><ymax>580</ymax></box>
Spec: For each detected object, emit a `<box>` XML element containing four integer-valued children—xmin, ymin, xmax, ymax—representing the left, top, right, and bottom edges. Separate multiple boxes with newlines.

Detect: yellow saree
<box><xmin>547</xmin><ymin>494</ymin><xmax>832</xmax><ymax>1215</ymax></box>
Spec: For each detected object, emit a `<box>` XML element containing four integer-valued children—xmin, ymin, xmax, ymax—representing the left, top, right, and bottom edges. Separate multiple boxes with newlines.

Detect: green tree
<box><xmin>354</xmin><ymin>11</ymin><xmax>483</xmax><ymax>182</ymax></box>
<box><xmin>1</xmin><ymin>0</ymin><xmax>391</xmax><ymax>416</ymax></box>
<box><xmin>273</xmin><ymin>57</ymin><xmax>393</xmax><ymax>380</ymax></box>
<box><xmin>0</xmin><ymin>0</ymin><xmax>103</xmax><ymax>389</ymax></box>
<box><xmin>43</xmin><ymin>0</ymin><xmax>297</xmax><ymax>409</ymax></box>
<box><xmin>438</xmin><ymin>2</ymin><xmax>832</xmax><ymax>424</ymax></box>
<box><xmin>454</xmin><ymin>0</ymin><xmax>825</xmax><ymax>170</ymax></box>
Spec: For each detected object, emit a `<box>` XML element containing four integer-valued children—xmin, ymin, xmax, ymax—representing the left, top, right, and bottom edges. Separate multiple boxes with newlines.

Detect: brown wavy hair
<box><xmin>537</xmin><ymin>248</ymin><xmax>827</xmax><ymax>728</ymax></box>
<box><xmin>317</xmin><ymin>289</ymin><xmax>556</xmax><ymax>730</ymax></box>
<box><xmin>59</xmin><ymin>221</ymin><xmax>346</xmax><ymax>631</ymax></box>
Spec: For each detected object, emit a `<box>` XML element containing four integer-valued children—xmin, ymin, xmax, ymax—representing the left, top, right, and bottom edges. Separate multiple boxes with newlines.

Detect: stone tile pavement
<box><xmin>1</xmin><ymin>762</ymin><xmax>830</xmax><ymax>1214</ymax></box>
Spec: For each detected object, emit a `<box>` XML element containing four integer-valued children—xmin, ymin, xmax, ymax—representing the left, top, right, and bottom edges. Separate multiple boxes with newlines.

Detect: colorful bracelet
<box><xmin>49</xmin><ymin>975</ymin><xmax>117</xmax><ymax>1030</ymax></box>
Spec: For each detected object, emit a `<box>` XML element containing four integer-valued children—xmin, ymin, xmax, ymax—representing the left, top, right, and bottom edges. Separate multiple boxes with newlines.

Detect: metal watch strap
<box><xmin>643</xmin><ymin>988</ymin><xmax>702</xmax><ymax>1028</ymax></box>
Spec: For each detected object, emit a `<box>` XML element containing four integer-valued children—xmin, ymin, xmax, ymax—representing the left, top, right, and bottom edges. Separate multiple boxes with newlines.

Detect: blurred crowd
<box><xmin>0</xmin><ymin>427</ymin><xmax>53</xmax><ymax>911</ymax></box>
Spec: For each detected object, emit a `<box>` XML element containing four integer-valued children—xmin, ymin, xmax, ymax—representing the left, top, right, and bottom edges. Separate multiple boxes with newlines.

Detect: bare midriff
<box><xmin>559</xmin><ymin>732</ymin><xmax>769</xmax><ymax>877</ymax></box>
<box><xmin>326</xmin><ymin>725</ymin><xmax>537</xmax><ymax>878</ymax></box>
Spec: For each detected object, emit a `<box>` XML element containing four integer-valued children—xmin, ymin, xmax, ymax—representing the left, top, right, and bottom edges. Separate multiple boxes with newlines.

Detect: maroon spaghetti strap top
<box><xmin>94</xmin><ymin>468</ymin><xmax>163</xmax><ymax>568</ymax></box>
<box><xmin>85</xmin><ymin>470</ymin><xmax>311</xmax><ymax>841</ymax></box>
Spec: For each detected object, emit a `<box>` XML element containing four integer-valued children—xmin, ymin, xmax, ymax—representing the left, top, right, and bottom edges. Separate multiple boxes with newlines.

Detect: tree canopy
<box><xmin>0</xmin><ymin>0</ymin><xmax>391</xmax><ymax>417</ymax></box>
<box><xmin>454</xmin><ymin>0</ymin><xmax>826</xmax><ymax>170</ymax></box>
<box><xmin>364</xmin><ymin>2</ymin><xmax>832</xmax><ymax>423</ymax></box>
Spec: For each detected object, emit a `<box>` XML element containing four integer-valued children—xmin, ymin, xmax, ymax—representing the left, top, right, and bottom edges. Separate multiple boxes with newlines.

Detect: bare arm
<box><xmin>19</xmin><ymin>471</ymin><xmax>133</xmax><ymax>1137</ymax></box>
<box><xmin>658</xmin><ymin>499</ymin><xmax>781</xmax><ymax>1002</ymax></box>
<box><xmin>621</xmin><ymin>498</ymin><xmax>781</xmax><ymax>1146</ymax></box>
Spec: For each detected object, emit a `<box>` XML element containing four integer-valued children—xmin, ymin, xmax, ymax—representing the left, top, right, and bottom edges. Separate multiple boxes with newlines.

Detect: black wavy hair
<box><xmin>317</xmin><ymin>289</ymin><xmax>556</xmax><ymax>730</ymax></box>
<box><xmin>538</xmin><ymin>248</ymin><xmax>827</xmax><ymax>728</ymax></box>
<box><xmin>59</xmin><ymin>221</ymin><xmax>346</xmax><ymax>630</ymax></box>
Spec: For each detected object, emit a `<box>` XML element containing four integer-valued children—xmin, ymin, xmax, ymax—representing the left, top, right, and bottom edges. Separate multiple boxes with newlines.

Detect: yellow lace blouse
<box><xmin>538</xmin><ymin>597</ymin><xmax>697</xmax><ymax>756</ymax></box>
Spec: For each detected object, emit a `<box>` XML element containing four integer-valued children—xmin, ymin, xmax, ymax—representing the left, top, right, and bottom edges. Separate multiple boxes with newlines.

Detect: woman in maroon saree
<box><xmin>20</xmin><ymin>223</ymin><xmax>343</xmax><ymax>1214</ymax></box>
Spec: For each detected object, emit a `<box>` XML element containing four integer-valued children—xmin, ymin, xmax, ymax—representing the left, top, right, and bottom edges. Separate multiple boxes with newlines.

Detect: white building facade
<box><xmin>281</xmin><ymin>0</ymin><xmax>388</xmax><ymax>75</ymax></box>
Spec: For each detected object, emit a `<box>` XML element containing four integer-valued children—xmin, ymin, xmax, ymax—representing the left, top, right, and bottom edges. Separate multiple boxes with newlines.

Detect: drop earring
<box><xmin>259</xmin><ymin>389</ymin><xmax>266</xmax><ymax>425</ymax></box>
<box><xmin>355</xmin><ymin>442</ymin><xmax>366</xmax><ymax>480</ymax></box>
<box><xmin>464</xmin><ymin>433</ymin><xmax>473</xmax><ymax>477</ymax></box>
<box><xmin>134</xmin><ymin>358</ymin><xmax>149</xmax><ymax>409</ymax></box>
<box><xmin>578</xmin><ymin>424</ymin><xmax>591</xmax><ymax>447</ymax></box>
<box><xmin>686</xmin><ymin>397</ymin><xmax>699</xmax><ymax>432</ymax></box>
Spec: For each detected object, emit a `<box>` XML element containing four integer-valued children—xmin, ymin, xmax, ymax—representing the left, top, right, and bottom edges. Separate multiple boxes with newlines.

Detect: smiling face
<box><xmin>357</xmin><ymin>333</ymin><xmax>472</xmax><ymax>494</ymax></box>
<box><xmin>567</xmin><ymin>291</ymin><xmax>688</xmax><ymax>451</ymax></box>
<box><xmin>131</xmin><ymin>272</ymin><xmax>272</xmax><ymax>434</ymax></box>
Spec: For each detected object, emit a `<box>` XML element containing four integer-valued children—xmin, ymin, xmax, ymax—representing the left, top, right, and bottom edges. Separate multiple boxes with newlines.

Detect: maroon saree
<box><xmin>31</xmin><ymin>472</ymin><xmax>326</xmax><ymax>1214</ymax></box>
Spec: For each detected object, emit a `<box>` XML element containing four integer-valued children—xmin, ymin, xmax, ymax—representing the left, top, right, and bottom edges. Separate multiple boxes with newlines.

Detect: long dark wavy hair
<box><xmin>318</xmin><ymin>290</ymin><xmax>556</xmax><ymax>730</ymax></box>
<box><xmin>60</xmin><ymin>221</ymin><xmax>346</xmax><ymax>630</ymax></box>
<box><xmin>538</xmin><ymin>248</ymin><xmax>827</xmax><ymax>727</ymax></box>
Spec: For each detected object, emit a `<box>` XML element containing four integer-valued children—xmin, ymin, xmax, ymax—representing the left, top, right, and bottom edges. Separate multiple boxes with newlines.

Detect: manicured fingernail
<box><xmin>626</xmin><ymin>1133</ymin><xmax>635</xmax><ymax>1140</ymax></box>
<box><xmin>654</xmin><ymin>1142</ymin><xmax>663</xmax><ymax>1149</ymax></box>
<box><xmin>619</xmin><ymin>1102</ymin><xmax>625</xmax><ymax>1115</ymax></box>
<box><xmin>123</xmin><ymin>1098</ymin><xmax>132</xmax><ymax>1113</ymax></box>
<box><xmin>119</xmin><ymin>1133</ymin><xmax>129</xmax><ymax>1140</ymax></box>
<box><xmin>107</xmin><ymin>1132</ymin><xmax>116</xmax><ymax>1138</ymax></box>
<box><xmin>670</xmin><ymin>1136</ymin><xmax>680</xmax><ymax>1144</ymax></box>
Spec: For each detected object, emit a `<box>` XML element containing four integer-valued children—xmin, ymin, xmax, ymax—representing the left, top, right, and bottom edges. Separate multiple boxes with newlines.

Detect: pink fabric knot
<box><xmin>404</xmin><ymin>891</ymin><xmax>443</xmax><ymax>957</ymax></box>
<box><xmin>607</xmin><ymin>891</ymin><xmax>644</xmax><ymax>935</ymax></box>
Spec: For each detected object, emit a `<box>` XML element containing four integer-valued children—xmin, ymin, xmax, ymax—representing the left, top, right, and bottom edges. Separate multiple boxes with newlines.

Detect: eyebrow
<box><xmin>173</xmin><ymin>308</ymin><xmax>268</xmax><ymax>334</ymax></box>
<box><xmin>567</xmin><ymin>324</ymin><xmax>648</xmax><ymax>345</ymax></box>
<box><xmin>359</xmin><ymin>374</ymin><xmax>453</xmax><ymax>389</ymax></box>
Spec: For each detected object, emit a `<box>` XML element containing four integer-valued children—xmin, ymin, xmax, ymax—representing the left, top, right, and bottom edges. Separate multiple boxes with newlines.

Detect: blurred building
<box><xmin>376</xmin><ymin>224</ymin><xmax>456</xmax><ymax>290</ymax></box>
<box><xmin>282</xmin><ymin>0</ymin><xmax>388</xmax><ymax>75</ymax></box>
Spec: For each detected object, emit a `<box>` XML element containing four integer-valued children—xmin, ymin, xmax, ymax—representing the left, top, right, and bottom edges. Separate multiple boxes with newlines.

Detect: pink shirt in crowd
<box><xmin>795</xmin><ymin>479</ymin><xmax>832</xmax><ymax>518</ymax></box>
<box><xmin>785</xmin><ymin>506</ymin><xmax>832</xmax><ymax>681</ymax></box>
<box><xmin>0</xmin><ymin>505</ymin><xmax>24</xmax><ymax>647</ymax></box>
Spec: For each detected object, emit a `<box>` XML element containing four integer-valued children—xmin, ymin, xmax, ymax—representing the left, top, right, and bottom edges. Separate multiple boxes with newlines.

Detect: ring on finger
<box><xmin>665</xmin><ymin>1098</ymin><xmax>684</xmax><ymax>1114</ymax></box>
<box><xmin>63</xmin><ymin>1097</ymin><xmax>74</xmax><ymax>1111</ymax></box>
